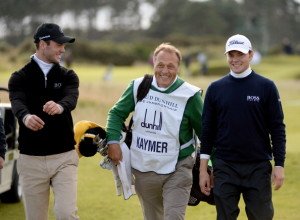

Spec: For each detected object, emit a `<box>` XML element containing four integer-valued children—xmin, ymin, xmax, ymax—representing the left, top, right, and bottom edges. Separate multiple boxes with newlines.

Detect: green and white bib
<box><xmin>130</xmin><ymin>78</ymin><xmax>199</xmax><ymax>174</ymax></box>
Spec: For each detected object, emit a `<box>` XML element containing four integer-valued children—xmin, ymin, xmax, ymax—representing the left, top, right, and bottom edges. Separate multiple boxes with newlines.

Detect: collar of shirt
<box><xmin>152</xmin><ymin>75</ymin><xmax>178</xmax><ymax>91</ymax></box>
<box><xmin>32</xmin><ymin>54</ymin><xmax>54</xmax><ymax>77</ymax></box>
<box><xmin>230</xmin><ymin>67</ymin><xmax>252</xmax><ymax>78</ymax></box>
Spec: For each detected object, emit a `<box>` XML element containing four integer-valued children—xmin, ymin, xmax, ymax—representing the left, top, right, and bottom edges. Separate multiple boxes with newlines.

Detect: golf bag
<box><xmin>188</xmin><ymin>146</ymin><xmax>215</xmax><ymax>206</ymax></box>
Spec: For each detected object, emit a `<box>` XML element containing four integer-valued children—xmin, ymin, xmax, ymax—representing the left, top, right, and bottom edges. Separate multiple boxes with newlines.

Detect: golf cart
<box><xmin>0</xmin><ymin>87</ymin><xmax>21</xmax><ymax>203</ymax></box>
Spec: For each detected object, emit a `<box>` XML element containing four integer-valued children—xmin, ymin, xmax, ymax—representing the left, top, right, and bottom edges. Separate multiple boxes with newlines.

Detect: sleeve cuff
<box><xmin>57</xmin><ymin>104</ymin><xmax>64</xmax><ymax>114</ymax></box>
<box><xmin>200</xmin><ymin>154</ymin><xmax>210</xmax><ymax>160</ymax></box>
<box><xmin>107</xmin><ymin>140</ymin><xmax>120</xmax><ymax>145</ymax></box>
<box><xmin>22</xmin><ymin>114</ymin><xmax>30</xmax><ymax>125</ymax></box>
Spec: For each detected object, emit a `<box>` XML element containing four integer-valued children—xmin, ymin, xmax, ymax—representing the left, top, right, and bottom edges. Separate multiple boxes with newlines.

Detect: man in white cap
<box><xmin>8</xmin><ymin>23</ymin><xmax>79</xmax><ymax>220</ymax></box>
<box><xmin>199</xmin><ymin>34</ymin><xmax>286</xmax><ymax>220</ymax></box>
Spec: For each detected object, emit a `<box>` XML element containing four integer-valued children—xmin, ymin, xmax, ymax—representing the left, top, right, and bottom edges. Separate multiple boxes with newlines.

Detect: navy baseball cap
<box><xmin>34</xmin><ymin>23</ymin><xmax>75</xmax><ymax>44</ymax></box>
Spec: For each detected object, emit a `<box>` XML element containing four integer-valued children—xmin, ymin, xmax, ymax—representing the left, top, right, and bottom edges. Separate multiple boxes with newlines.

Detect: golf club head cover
<box><xmin>74</xmin><ymin>120</ymin><xmax>106</xmax><ymax>157</ymax></box>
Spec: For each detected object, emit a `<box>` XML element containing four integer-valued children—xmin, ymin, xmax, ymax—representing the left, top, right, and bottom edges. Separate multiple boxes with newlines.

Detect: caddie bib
<box><xmin>130</xmin><ymin>78</ymin><xmax>199</xmax><ymax>174</ymax></box>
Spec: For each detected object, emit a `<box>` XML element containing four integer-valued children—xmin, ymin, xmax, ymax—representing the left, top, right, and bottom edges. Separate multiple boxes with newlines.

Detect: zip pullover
<box><xmin>8</xmin><ymin>58</ymin><xmax>79</xmax><ymax>156</ymax></box>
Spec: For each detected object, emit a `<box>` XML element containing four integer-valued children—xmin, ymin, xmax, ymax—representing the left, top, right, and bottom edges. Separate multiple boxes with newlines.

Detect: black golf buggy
<box><xmin>0</xmin><ymin>87</ymin><xmax>21</xmax><ymax>203</ymax></box>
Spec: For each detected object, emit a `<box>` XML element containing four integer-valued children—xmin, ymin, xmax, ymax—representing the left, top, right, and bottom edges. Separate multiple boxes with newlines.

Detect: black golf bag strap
<box><xmin>127</xmin><ymin>74</ymin><xmax>153</xmax><ymax>129</ymax></box>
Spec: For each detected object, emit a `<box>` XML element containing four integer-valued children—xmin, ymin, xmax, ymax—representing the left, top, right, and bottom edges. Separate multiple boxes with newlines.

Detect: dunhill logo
<box><xmin>141</xmin><ymin>109</ymin><xmax>162</xmax><ymax>131</ymax></box>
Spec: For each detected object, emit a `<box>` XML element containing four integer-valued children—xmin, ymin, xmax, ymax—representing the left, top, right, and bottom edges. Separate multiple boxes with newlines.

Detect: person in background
<box><xmin>0</xmin><ymin>116</ymin><xmax>6</xmax><ymax>169</ymax></box>
<box><xmin>8</xmin><ymin>23</ymin><xmax>79</xmax><ymax>220</ymax></box>
<box><xmin>197</xmin><ymin>52</ymin><xmax>208</xmax><ymax>75</ymax></box>
<box><xmin>199</xmin><ymin>34</ymin><xmax>286</xmax><ymax>220</ymax></box>
<box><xmin>63</xmin><ymin>49</ymin><xmax>73</xmax><ymax>68</ymax></box>
<box><xmin>282</xmin><ymin>37</ymin><xmax>294</xmax><ymax>55</ymax></box>
<box><xmin>106</xmin><ymin>43</ymin><xmax>203</xmax><ymax>220</ymax></box>
<box><xmin>183</xmin><ymin>54</ymin><xmax>192</xmax><ymax>76</ymax></box>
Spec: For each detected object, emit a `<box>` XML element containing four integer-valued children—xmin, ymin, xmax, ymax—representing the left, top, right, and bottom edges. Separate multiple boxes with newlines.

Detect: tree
<box><xmin>0</xmin><ymin>0</ymin><xmax>143</xmax><ymax>43</ymax></box>
<box><xmin>1</xmin><ymin>0</ymin><xmax>300</xmax><ymax>53</ymax></box>
<box><xmin>241</xmin><ymin>0</ymin><xmax>300</xmax><ymax>53</ymax></box>
<box><xmin>148</xmin><ymin>0</ymin><xmax>242</xmax><ymax>37</ymax></box>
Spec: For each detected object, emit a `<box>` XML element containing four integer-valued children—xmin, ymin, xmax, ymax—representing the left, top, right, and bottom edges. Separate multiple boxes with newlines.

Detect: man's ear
<box><xmin>249</xmin><ymin>50</ymin><xmax>254</xmax><ymax>60</ymax></box>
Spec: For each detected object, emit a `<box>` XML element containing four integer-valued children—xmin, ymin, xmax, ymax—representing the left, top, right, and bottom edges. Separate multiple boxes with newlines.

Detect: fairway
<box><xmin>0</xmin><ymin>55</ymin><xmax>299</xmax><ymax>219</ymax></box>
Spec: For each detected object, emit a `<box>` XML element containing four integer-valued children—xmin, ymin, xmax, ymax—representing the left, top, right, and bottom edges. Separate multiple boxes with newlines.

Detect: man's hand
<box><xmin>272</xmin><ymin>166</ymin><xmax>284</xmax><ymax>190</ymax></box>
<box><xmin>107</xmin><ymin>143</ymin><xmax>123</xmax><ymax>165</ymax></box>
<box><xmin>199</xmin><ymin>159</ymin><xmax>212</xmax><ymax>196</ymax></box>
<box><xmin>43</xmin><ymin>101</ymin><xmax>63</xmax><ymax>115</ymax></box>
<box><xmin>0</xmin><ymin>156</ymin><xmax>4</xmax><ymax>169</ymax></box>
<box><xmin>24</xmin><ymin>114</ymin><xmax>45</xmax><ymax>131</ymax></box>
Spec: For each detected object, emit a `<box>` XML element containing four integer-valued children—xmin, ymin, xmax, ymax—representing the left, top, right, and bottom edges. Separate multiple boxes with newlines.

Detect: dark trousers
<box><xmin>213</xmin><ymin>159</ymin><xmax>274</xmax><ymax>220</ymax></box>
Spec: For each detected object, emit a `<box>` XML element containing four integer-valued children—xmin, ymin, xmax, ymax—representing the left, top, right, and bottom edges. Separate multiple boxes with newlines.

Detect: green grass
<box><xmin>1</xmin><ymin>55</ymin><xmax>300</xmax><ymax>219</ymax></box>
<box><xmin>1</xmin><ymin>152</ymin><xmax>299</xmax><ymax>220</ymax></box>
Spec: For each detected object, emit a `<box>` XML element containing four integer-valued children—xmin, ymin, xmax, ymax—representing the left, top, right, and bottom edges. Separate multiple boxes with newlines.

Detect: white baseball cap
<box><xmin>225</xmin><ymin>34</ymin><xmax>252</xmax><ymax>54</ymax></box>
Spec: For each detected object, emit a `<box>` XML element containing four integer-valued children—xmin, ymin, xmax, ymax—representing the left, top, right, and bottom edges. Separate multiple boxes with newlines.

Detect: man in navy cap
<box><xmin>8</xmin><ymin>23</ymin><xmax>79</xmax><ymax>220</ymax></box>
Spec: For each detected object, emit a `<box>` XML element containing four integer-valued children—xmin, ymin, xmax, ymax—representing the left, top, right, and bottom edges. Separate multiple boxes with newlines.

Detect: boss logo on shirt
<box><xmin>247</xmin><ymin>95</ymin><xmax>260</xmax><ymax>102</ymax></box>
<box><xmin>54</xmin><ymin>83</ymin><xmax>62</xmax><ymax>89</ymax></box>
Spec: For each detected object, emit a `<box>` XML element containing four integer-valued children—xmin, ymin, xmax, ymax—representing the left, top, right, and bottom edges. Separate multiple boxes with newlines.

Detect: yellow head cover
<box><xmin>74</xmin><ymin>120</ymin><xmax>105</xmax><ymax>157</ymax></box>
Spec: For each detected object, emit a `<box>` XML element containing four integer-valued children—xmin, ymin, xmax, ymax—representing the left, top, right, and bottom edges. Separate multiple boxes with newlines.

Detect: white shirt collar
<box><xmin>152</xmin><ymin>75</ymin><xmax>178</xmax><ymax>91</ymax></box>
<box><xmin>230</xmin><ymin>67</ymin><xmax>252</xmax><ymax>78</ymax></box>
<box><xmin>32</xmin><ymin>54</ymin><xmax>54</xmax><ymax>76</ymax></box>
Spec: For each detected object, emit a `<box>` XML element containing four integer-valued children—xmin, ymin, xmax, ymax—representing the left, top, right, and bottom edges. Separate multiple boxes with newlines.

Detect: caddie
<box><xmin>106</xmin><ymin>42</ymin><xmax>204</xmax><ymax>220</ymax></box>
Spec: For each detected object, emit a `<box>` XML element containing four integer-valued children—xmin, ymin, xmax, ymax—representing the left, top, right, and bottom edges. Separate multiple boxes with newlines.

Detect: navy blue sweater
<box><xmin>200</xmin><ymin>71</ymin><xmax>286</xmax><ymax>167</ymax></box>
